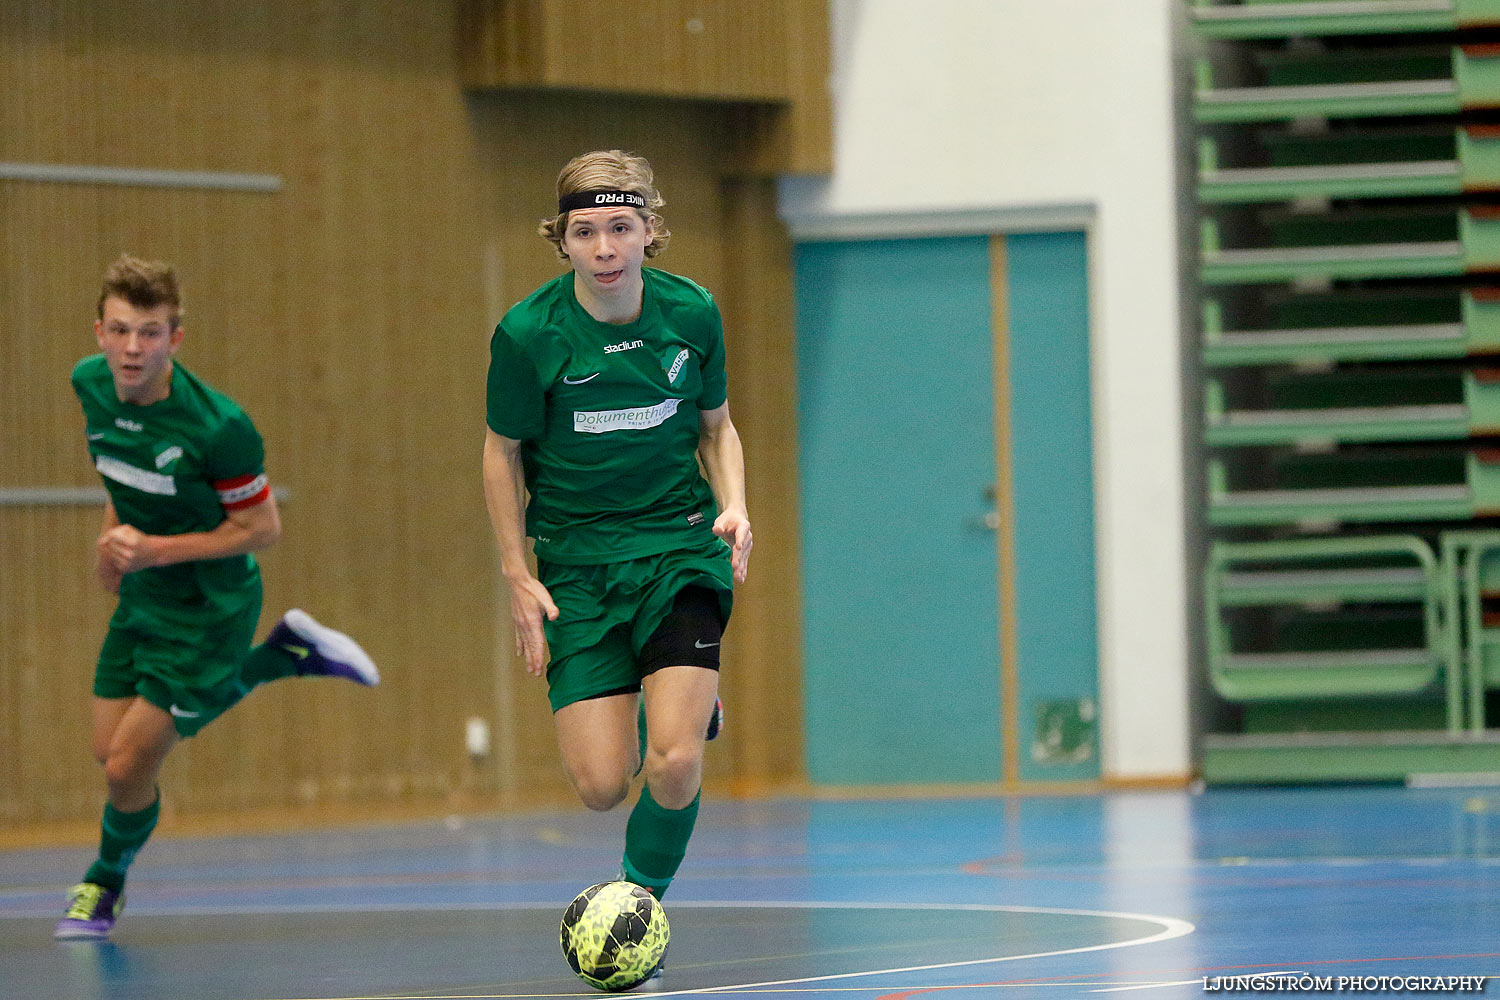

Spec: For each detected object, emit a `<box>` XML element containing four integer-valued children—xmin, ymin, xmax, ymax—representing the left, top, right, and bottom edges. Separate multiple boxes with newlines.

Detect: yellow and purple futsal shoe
<box><xmin>53</xmin><ymin>882</ymin><xmax>124</xmax><ymax>940</ymax></box>
<box><xmin>270</xmin><ymin>609</ymin><xmax>380</xmax><ymax>686</ymax></box>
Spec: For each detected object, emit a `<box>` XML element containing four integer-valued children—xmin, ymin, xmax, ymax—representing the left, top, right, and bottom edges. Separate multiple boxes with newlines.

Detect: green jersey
<box><xmin>73</xmin><ymin>354</ymin><xmax>270</xmax><ymax>623</ymax></box>
<box><xmin>486</xmin><ymin>267</ymin><xmax>729</xmax><ymax>565</ymax></box>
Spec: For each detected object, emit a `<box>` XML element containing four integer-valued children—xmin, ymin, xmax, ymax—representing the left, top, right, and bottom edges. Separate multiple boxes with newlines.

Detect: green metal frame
<box><xmin>1439</xmin><ymin>529</ymin><xmax>1500</xmax><ymax>731</ymax></box>
<box><xmin>1207</xmin><ymin>457</ymin><xmax>1475</xmax><ymax>525</ymax></box>
<box><xmin>1200</xmin><ymin>216</ymin><xmax>1473</xmax><ymax>285</ymax></box>
<box><xmin>1200</xmin><ymin>730</ymin><xmax>1500</xmax><ymax>784</ymax></box>
<box><xmin>1191</xmin><ymin>0</ymin><xmax>1467</xmax><ymax>41</ymax></box>
<box><xmin>1205</xmin><ymin>536</ymin><xmax>1450</xmax><ymax>708</ymax></box>
<box><xmin>1460</xmin><ymin>126</ymin><xmax>1500</xmax><ymax>188</ymax></box>
<box><xmin>1193</xmin><ymin>45</ymin><xmax>1500</xmax><ymax>123</ymax></box>
<box><xmin>1203</xmin><ymin>371</ymin><xmax>1500</xmax><ymax>446</ymax></box>
<box><xmin>1195</xmin><ymin>0</ymin><xmax>1500</xmax><ymax>785</ymax></box>
<box><xmin>1197</xmin><ymin>129</ymin><xmax>1500</xmax><ymax>204</ymax></box>
<box><xmin>1197</xmin><ymin>136</ymin><xmax>1462</xmax><ymax>204</ymax></box>
<box><xmin>1195</xmin><ymin>70</ymin><xmax>1460</xmax><ymax>125</ymax></box>
<box><xmin>1201</xmin><ymin>292</ymin><xmax>1500</xmax><ymax>366</ymax></box>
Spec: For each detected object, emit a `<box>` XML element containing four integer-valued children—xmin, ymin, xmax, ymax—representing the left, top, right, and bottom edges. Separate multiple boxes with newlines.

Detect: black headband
<box><xmin>558</xmin><ymin>189</ymin><xmax>647</xmax><ymax>213</ymax></box>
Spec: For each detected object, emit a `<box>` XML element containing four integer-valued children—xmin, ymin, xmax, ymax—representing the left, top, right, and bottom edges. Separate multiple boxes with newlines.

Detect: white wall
<box><xmin>781</xmin><ymin>0</ymin><xmax>1191</xmax><ymax>780</ymax></box>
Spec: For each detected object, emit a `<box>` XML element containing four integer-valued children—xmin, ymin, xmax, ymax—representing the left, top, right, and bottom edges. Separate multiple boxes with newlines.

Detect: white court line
<box><xmin>649</xmin><ymin>902</ymin><xmax>1195</xmax><ymax>998</ymax></box>
<box><xmin>7</xmin><ymin>899</ymin><xmax>1196</xmax><ymax>1000</ymax></box>
<box><xmin>1091</xmin><ymin>980</ymin><xmax>1216</xmax><ymax>994</ymax></box>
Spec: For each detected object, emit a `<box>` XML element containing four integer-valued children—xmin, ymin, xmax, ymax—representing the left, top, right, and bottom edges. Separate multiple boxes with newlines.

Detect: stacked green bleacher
<box><xmin>1193</xmin><ymin>0</ymin><xmax>1500</xmax><ymax>783</ymax></box>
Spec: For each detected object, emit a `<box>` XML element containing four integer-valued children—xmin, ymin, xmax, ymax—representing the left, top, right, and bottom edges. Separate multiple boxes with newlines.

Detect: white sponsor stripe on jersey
<box><xmin>573</xmin><ymin>398</ymin><xmax>682</xmax><ymax>435</ymax></box>
<box><xmin>96</xmin><ymin>455</ymin><xmax>177</xmax><ymax>496</ymax></box>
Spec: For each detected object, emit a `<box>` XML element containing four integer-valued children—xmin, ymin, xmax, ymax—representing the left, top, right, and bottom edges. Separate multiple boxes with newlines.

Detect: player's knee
<box><xmin>569</xmin><ymin>767</ymin><xmax>631</xmax><ymax>812</ymax></box>
<box><xmin>102</xmin><ymin>748</ymin><xmax>152</xmax><ymax>792</ymax></box>
<box><xmin>576</xmin><ymin>782</ymin><xmax>630</xmax><ymax>812</ymax></box>
<box><xmin>642</xmin><ymin>742</ymin><xmax>700</xmax><ymax>796</ymax></box>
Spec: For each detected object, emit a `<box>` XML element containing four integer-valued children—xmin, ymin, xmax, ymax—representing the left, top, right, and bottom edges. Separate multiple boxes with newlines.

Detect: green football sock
<box><xmin>238</xmin><ymin>640</ymin><xmax>299</xmax><ymax>688</ymax></box>
<box><xmin>621</xmin><ymin>785</ymin><xmax>700</xmax><ymax>899</ymax></box>
<box><xmin>83</xmin><ymin>794</ymin><xmax>160</xmax><ymax>893</ymax></box>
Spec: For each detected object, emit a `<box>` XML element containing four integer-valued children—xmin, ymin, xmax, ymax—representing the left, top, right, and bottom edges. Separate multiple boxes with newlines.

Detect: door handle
<box><xmin>964</xmin><ymin>511</ymin><xmax>1001</xmax><ymax>532</ymax></box>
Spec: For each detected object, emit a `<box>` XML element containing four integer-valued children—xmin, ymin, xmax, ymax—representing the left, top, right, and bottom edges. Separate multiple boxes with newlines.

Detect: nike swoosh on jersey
<box><xmin>562</xmin><ymin>373</ymin><xmax>600</xmax><ymax>385</ymax></box>
<box><xmin>168</xmin><ymin>704</ymin><xmax>201</xmax><ymax>719</ymax></box>
<box><xmin>694</xmin><ymin>640</ymin><xmax>720</xmax><ymax>649</ymax></box>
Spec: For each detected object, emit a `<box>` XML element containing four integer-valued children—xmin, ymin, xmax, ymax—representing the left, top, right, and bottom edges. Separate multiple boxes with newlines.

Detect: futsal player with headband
<box><xmin>482</xmin><ymin>150</ymin><xmax>752</xmax><ymax>920</ymax></box>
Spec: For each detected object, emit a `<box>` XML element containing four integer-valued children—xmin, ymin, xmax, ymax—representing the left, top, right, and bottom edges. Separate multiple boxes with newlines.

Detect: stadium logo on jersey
<box><xmin>574</xmin><ymin>398</ymin><xmax>681</xmax><ymax>434</ymax></box>
<box><xmin>95</xmin><ymin>455</ymin><xmax>177</xmax><ymax>496</ymax></box>
<box><xmin>114</xmin><ymin>417</ymin><xmax>144</xmax><ymax>432</ymax></box>
<box><xmin>155</xmin><ymin>445</ymin><xmax>184</xmax><ymax>470</ymax></box>
<box><xmin>604</xmin><ymin>339</ymin><xmax>644</xmax><ymax>354</ymax></box>
<box><xmin>665</xmin><ymin>348</ymin><xmax>690</xmax><ymax>387</ymax></box>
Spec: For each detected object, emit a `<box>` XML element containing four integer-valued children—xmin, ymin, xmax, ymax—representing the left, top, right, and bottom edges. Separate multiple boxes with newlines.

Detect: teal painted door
<box><xmin>796</xmin><ymin>237</ymin><xmax>1002</xmax><ymax>784</ymax></box>
<box><xmin>794</xmin><ymin>231</ymin><xmax>1098</xmax><ymax>786</ymax></box>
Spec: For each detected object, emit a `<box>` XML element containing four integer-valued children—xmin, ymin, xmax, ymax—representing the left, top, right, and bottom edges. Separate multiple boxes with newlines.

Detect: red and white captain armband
<box><xmin>215</xmin><ymin>473</ymin><xmax>271</xmax><ymax>510</ymax></box>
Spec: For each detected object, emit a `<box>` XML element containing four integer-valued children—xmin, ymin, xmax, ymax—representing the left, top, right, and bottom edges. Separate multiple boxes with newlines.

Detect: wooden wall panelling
<box><xmin>723</xmin><ymin>0</ymin><xmax>834</xmax><ymax>176</ymax></box>
<box><xmin>1</xmin><ymin>1</ymin><xmax>495</xmax><ymax>829</ymax></box>
<box><xmin>457</xmin><ymin>0</ymin><xmax>548</xmax><ymax>89</ymax></box>
<box><xmin>2</xmin><ymin>0</ymin><xmax>817</xmax><ymax>833</ymax></box>
<box><xmin>460</xmin><ymin>0</ymin><xmax>793</xmax><ymax>102</ymax></box>
<box><xmin>0</xmin><ymin>507</ymin><xmax>115</xmax><ymax>823</ymax></box>
<box><xmin>459</xmin><ymin>0</ymin><xmax>831</xmax><ymax>175</ymax></box>
<box><xmin>714</xmin><ymin>177</ymin><xmax>808</xmax><ymax>789</ymax></box>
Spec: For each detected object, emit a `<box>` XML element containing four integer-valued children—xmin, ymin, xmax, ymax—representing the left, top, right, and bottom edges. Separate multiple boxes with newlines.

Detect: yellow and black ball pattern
<box><xmin>559</xmin><ymin>881</ymin><xmax>670</xmax><ymax>991</ymax></box>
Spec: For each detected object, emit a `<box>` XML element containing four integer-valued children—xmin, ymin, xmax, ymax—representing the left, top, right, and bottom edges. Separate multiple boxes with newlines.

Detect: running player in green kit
<box><xmin>483</xmin><ymin>151</ymin><xmax>752</xmax><ymax>920</ymax></box>
<box><xmin>54</xmin><ymin>255</ymin><xmax>380</xmax><ymax>940</ymax></box>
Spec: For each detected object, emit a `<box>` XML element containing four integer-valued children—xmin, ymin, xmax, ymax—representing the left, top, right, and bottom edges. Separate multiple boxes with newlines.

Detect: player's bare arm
<box><xmin>698</xmin><ymin>401</ymin><xmax>752</xmax><ymax>583</ymax></box>
<box><xmin>99</xmin><ymin>492</ymin><xmax>281</xmax><ymax>576</ymax></box>
<box><xmin>95</xmin><ymin>499</ymin><xmax>123</xmax><ymax>593</ymax></box>
<box><xmin>482</xmin><ymin>428</ymin><xmax>559</xmax><ymax>675</ymax></box>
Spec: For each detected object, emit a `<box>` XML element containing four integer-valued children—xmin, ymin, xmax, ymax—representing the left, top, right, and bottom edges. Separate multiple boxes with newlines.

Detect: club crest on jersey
<box><xmin>664</xmin><ymin>348</ymin><xmax>690</xmax><ymax>387</ymax></box>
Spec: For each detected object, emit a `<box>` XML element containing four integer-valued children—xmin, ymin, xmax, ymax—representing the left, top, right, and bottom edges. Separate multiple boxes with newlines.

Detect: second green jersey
<box><xmin>485</xmin><ymin>268</ymin><xmax>729</xmax><ymax>564</ymax></box>
<box><xmin>73</xmin><ymin>354</ymin><xmax>270</xmax><ymax>623</ymax></box>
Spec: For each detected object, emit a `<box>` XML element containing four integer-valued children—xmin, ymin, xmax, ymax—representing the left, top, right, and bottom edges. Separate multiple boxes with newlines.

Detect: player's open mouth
<box><xmin>595</xmin><ymin>270</ymin><xmax>623</xmax><ymax>284</ymax></box>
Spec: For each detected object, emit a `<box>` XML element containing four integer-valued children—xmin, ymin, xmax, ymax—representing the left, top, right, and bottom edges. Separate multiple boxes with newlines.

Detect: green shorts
<box><xmin>92</xmin><ymin>582</ymin><xmax>262</xmax><ymax>738</ymax></box>
<box><xmin>539</xmin><ymin>540</ymin><xmax>733</xmax><ymax>712</ymax></box>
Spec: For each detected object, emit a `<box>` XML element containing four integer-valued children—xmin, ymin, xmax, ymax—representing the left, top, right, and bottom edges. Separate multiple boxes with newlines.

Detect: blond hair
<box><xmin>537</xmin><ymin>150</ymin><xmax>670</xmax><ymax>260</ymax></box>
<box><xmin>97</xmin><ymin>254</ymin><xmax>183</xmax><ymax>327</ymax></box>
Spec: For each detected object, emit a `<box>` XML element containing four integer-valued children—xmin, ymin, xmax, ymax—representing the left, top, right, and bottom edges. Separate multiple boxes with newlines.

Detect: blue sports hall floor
<box><xmin>1</xmin><ymin>784</ymin><xmax>1497</xmax><ymax>998</ymax></box>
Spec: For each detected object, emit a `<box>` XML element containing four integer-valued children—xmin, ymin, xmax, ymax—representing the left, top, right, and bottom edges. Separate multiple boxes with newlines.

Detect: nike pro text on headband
<box><xmin>559</xmin><ymin>189</ymin><xmax>647</xmax><ymax>213</ymax></box>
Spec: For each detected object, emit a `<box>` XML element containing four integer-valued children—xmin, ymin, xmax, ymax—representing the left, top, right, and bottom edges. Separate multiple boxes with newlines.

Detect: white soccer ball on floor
<box><xmin>559</xmin><ymin>880</ymin><xmax>670</xmax><ymax>991</ymax></box>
